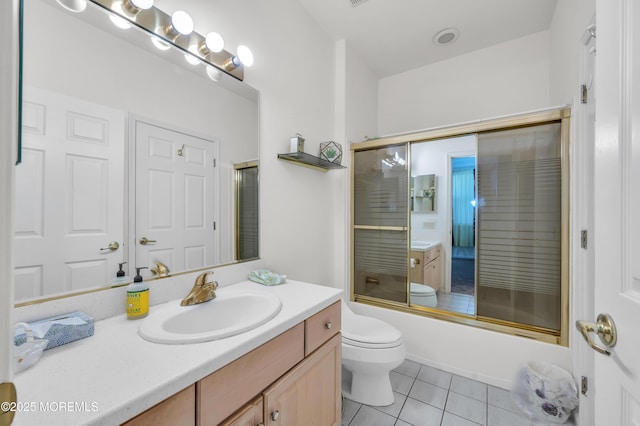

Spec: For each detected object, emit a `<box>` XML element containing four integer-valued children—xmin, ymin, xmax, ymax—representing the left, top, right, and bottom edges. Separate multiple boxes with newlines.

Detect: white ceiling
<box><xmin>296</xmin><ymin>0</ymin><xmax>558</xmax><ymax>78</ymax></box>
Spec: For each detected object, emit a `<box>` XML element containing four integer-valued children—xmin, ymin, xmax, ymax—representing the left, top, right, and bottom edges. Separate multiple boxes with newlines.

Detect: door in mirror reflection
<box><xmin>134</xmin><ymin>121</ymin><xmax>219</xmax><ymax>273</ymax></box>
<box><xmin>15</xmin><ymin>88</ymin><xmax>125</xmax><ymax>300</ymax></box>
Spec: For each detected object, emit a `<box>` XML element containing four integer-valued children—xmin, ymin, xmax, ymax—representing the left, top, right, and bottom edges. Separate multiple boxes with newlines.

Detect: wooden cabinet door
<box><xmin>424</xmin><ymin>257</ymin><xmax>441</xmax><ymax>292</ymax></box>
<box><xmin>410</xmin><ymin>250</ymin><xmax>424</xmax><ymax>283</ymax></box>
<box><xmin>263</xmin><ymin>334</ymin><xmax>341</xmax><ymax>426</ymax></box>
<box><xmin>219</xmin><ymin>396</ymin><xmax>264</xmax><ymax>426</ymax></box>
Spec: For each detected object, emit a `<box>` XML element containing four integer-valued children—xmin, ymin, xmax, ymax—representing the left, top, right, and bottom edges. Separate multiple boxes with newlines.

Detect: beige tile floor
<box><xmin>435</xmin><ymin>292</ymin><xmax>475</xmax><ymax>316</ymax></box>
<box><xmin>342</xmin><ymin>359</ymin><xmax>573</xmax><ymax>426</ymax></box>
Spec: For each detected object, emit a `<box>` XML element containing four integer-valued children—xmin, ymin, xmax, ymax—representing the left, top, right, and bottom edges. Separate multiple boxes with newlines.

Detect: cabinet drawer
<box><xmin>123</xmin><ymin>385</ymin><xmax>195</xmax><ymax>426</ymax></box>
<box><xmin>305</xmin><ymin>301</ymin><xmax>340</xmax><ymax>356</ymax></box>
<box><xmin>197</xmin><ymin>323</ymin><xmax>304</xmax><ymax>426</ymax></box>
<box><xmin>424</xmin><ymin>246</ymin><xmax>441</xmax><ymax>262</ymax></box>
<box><xmin>219</xmin><ymin>396</ymin><xmax>263</xmax><ymax>426</ymax></box>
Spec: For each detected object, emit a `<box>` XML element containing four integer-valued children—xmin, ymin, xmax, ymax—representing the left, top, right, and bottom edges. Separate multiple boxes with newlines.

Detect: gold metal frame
<box><xmin>350</xmin><ymin>107</ymin><xmax>571</xmax><ymax>346</ymax></box>
<box><xmin>234</xmin><ymin>160</ymin><xmax>259</xmax><ymax>262</ymax></box>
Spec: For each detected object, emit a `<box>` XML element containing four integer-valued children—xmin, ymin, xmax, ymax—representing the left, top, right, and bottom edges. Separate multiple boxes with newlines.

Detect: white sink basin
<box><xmin>139</xmin><ymin>290</ymin><xmax>282</xmax><ymax>344</ymax></box>
<box><xmin>411</xmin><ymin>241</ymin><xmax>438</xmax><ymax>250</ymax></box>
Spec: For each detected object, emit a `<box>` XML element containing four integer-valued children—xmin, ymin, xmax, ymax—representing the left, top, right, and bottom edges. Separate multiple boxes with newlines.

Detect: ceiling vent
<box><xmin>350</xmin><ymin>0</ymin><xmax>370</xmax><ymax>7</ymax></box>
<box><xmin>433</xmin><ymin>28</ymin><xmax>460</xmax><ymax>46</ymax></box>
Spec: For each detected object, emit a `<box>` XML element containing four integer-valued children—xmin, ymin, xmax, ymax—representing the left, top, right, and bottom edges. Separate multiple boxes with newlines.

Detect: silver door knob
<box><xmin>99</xmin><ymin>241</ymin><xmax>119</xmax><ymax>251</ymax></box>
<box><xmin>325</xmin><ymin>322</ymin><xmax>332</xmax><ymax>330</ymax></box>
<box><xmin>271</xmin><ymin>410</ymin><xmax>280</xmax><ymax>421</ymax></box>
<box><xmin>139</xmin><ymin>237</ymin><xmax>157</xmax><ymax>245</ymax></box>
<box><xmin>576</xmin><ymin>313</ymin><xmax>617</xmax><ymax>355</ymax></box>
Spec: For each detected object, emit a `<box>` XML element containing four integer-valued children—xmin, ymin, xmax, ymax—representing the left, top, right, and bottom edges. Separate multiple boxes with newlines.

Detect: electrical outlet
<box><xmin>423</xmin><ymin>221</ymin><xmax>436</xmax><ymax>230</ymax></box>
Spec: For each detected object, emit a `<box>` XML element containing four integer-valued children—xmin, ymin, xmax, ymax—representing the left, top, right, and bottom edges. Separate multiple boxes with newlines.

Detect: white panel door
<box><xmin>134</xmin><ymin>120</ymin><xmax>218</xmax><ymax>274</ymax></box>
<box><xmin>590</xmin><ymin>0</ymin><xmax>640</xmax><ymax>423</ymax></box>
<box><xmin>14</xmin><ymin>88</ymin><xmax>125</xmax><ymax>299</ymax></box>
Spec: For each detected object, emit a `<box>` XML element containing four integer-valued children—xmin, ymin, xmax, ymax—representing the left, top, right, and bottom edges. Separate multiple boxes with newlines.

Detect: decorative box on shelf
<box><xmin>278</xmin><ymin>134</ymin><xmax>345</xmax><ymax>172</ymax></box>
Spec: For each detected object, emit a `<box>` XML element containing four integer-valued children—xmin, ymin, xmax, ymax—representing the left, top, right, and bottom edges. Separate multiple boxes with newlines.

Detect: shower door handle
<box><xmin>576</xmin><ymin>313</ymin><xmax>617</xmax><ymax>356</ymax></box>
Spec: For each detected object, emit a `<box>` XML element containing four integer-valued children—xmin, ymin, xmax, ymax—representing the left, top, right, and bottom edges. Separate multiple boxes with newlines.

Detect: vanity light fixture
<box><xmin>57</xmin><ymin>0</ymin><xmax>252</xmax><ymax>81</ymax></box>
<box><xmin>56</xmin><ymin>0</ymin><xmax>88</xmax><ymax>13</ymax></box>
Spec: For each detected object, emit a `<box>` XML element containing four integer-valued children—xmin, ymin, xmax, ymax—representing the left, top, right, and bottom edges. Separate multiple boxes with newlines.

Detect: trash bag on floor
<box><xmin>511</xmin><ymin>361</ymin><xmax>578</xmax><ymax>424</ymax></box>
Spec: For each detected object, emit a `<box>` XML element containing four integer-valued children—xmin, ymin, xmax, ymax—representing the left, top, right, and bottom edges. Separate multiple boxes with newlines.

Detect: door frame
<box><xmin>570</xmin><ymin>16</ymin><xmax>597</xmax><ymax>426</ymax></box>
<box><xmin>446</xmin><ymin>150</ymin><xmax>476</xmax><ymax>297</ymax></box>
<box><xmin>0</xmin><ymin>0</ymin><xmax>20</xmax><ymax>386</ymax></box>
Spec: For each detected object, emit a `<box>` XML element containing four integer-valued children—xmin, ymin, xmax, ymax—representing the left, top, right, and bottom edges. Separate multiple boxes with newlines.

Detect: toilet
<box><xmin>410</xmin><ymin>282</ymin><xmax>438</xmax><ymax>308</ymax></box>
<box><xmin>341</xmin><ymin>301</ymin><xmax>406</xmax><ymax>406</ymax></box>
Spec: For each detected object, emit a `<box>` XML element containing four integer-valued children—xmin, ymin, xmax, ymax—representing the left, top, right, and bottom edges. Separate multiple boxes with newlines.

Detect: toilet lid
<box><xmin>342</xmin><ymin>314</ymin><xmax>403</xmax><ymax>349</ymax></box>
<box><xmin>410</xmin><ymin>282</ymin><xmax>436</xmax><ymax>296</ymax></box>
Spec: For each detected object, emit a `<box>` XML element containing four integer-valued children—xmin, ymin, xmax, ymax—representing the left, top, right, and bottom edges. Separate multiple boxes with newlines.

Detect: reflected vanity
<box><xmin>14</xmin><ymin>0</ymin><xmax>260</xmax><ymax>304</ymax></box>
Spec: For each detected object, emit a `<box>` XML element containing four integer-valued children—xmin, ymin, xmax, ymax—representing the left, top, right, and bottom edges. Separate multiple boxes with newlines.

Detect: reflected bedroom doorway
<box><xmin>447</xmin><ymin>155</ymin><xmax>476</xmax><ymax>315</ymax></box>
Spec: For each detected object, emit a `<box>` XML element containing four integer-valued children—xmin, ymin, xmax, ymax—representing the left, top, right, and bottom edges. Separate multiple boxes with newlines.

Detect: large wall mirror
<box><xmin>14</xmin><ymin>0</ymin><xmax>260</xmax><ymax>304</ymax></box>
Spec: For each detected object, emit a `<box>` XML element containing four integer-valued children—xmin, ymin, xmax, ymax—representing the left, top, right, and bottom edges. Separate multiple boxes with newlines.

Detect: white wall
<box><xmin>378</xmin><ymin>31</ymin><xmax>552</xmax><ymax>136</ymax></box>
<box><xmin>156</xmin><ymin>0</ymin><xmax>338</xmax><ymax>286</ymax></box>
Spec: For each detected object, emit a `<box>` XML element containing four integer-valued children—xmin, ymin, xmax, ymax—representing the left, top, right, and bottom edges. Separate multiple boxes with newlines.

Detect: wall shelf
<box><xmin>277</xmin><ymin>152</ymin><xmax>346</xmax><ymax>172</ymax></box>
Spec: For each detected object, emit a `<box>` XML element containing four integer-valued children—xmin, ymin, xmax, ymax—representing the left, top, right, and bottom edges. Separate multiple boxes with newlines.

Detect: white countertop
<box><xmin>12</xmin><ymin>280</ymin><xmax>342</xmax><ymax>425</ymax></box>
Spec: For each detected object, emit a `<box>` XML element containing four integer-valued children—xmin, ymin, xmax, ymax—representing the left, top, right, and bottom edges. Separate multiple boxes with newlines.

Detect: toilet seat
<box><xmin>341</xmin><ymin>314</ymin><xmax>403</xmax><ymax>349</ymax></box>
<box><xmin>410</xmin><ymin>282</ymin><xmax>436</xmax><ymax>296</ymax></box>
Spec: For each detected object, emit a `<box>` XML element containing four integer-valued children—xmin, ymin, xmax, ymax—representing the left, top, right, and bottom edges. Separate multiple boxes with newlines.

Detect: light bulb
<box><xmin>110</xmin><ymin>14</ymin><xmax>131</xmax><ymax>29</ymax></box>
<box><xmin>206</xmin><ymin>66</ymin><xmax>222</xmax><ymax>82</ymax></box>
<box><xmin>171</xmin><ymin>11</ymin><xmax>194</xmax><ymax>35</ymax></box>
<box><xmin>129</xmin><ymin>0</ymin><xmax>153</xmax><ymax>9</ymax></box>
<box><xmin>184</xmin><ymin>45</ymin><xmax>200</xmax><ymax>65</ymax></box>
<box><xmin>109</xmin><ymin>2</ymin><xmax>132</xmax><ymax>29</ymax></box>
<box><xmin>184</xmin><ymin>54</ymin><xmax>200</xmax><ymax>65</ymax></box>
<box><xmin>56</xmin><ymin>0</ymin><xmax>87</xmax><ymax>12</ymax></box>
<box><xmin>151</xmin><ymin>35</ymin><xmax>171</xmax><ymax>51</ymax></box>
<box><xmin>205</xmin><ymin>32</ymin><xmax>224</xmax><ymax>53</ymax></box>
<box><xmin>237</xmin><ymin>45</ymin><xmax>254</xmax><ymax>67</ymax></box>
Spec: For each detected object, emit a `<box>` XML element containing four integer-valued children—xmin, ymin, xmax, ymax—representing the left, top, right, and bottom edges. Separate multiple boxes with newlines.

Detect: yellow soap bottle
<box><xmin>127</xmin><ymin>267</ymin><xmax>149</xmax><ymax>320</ymax></box>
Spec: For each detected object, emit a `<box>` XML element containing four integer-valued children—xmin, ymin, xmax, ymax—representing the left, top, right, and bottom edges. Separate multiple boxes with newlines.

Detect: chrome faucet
<box><xmin>150</xmin><ymin>260</ymin><xmax>170</xmax><ymax>277</ymax></box>
<box><xmin>181</xmin><ymin>271</ymin><xmax>218</xmax><ymax>306</ymax></box>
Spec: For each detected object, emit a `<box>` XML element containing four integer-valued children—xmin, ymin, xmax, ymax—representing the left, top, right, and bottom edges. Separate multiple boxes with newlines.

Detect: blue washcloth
<box><xmin>249</xmin><ymin>269</ymin><xmax>286</xmax><ymax>286</ymax></box>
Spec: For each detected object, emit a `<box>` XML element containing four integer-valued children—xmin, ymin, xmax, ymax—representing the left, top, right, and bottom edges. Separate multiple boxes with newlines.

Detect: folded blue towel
<box><xmin>249</xmin><ymin>269</ymin><xmax>286</xmax><ymax>286</ymax></box>
<box><xmin>14</xmin><ymin>311</ymin><xmax>94</xmax><ymax>350</ymax></box>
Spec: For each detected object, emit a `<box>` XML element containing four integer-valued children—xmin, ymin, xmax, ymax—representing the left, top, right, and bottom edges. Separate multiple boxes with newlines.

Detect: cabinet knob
<box><xmin>257</xmin><ymin>424</ymin><xmax>265</xmax><ymax>426</ymax></box>
<box><xmin>271</xmin><ymin>410</ymin><xmax>280</xmax><ymax>421</ymax></box>
<box><xmin>325</xmin><ymin>322</ymin><xmax>332</xmax><ymax>330</ymax></box>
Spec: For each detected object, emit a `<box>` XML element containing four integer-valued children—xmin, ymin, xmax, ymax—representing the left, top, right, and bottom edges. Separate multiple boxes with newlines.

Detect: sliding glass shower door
<box><xmin>353</xmin><ymin>145</ymin><xmax>408</xmax><ymax>304</ymax></box>
<box><xmin>476</xmin><ymin>123</ymin><xmax>564</xmax><ymax>331</ymax></box>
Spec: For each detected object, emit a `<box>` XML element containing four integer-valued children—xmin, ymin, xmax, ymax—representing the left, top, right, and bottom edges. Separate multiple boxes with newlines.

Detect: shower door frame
<box><xmin>350</xmin><ymin>107</ymin><xmax>571</xmax><ymax>347</ymax></box>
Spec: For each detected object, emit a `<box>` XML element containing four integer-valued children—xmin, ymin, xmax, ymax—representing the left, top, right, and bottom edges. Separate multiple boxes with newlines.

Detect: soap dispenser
<box><xmin>127</xmin><ymin>267</ymin><xmax>149</xmax><ymax>320</ymax></box>
<box><xmin>110</xmin><ymin>262</ymin><xmax>130</xmax><ymax>287</ymax></box>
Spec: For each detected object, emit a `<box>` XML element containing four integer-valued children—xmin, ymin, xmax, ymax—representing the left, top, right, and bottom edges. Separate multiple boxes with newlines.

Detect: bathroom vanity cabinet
<box><xmin>122</xmin><ymin>301</ymin><xmax>341</xmax><ymax>426</ymax></box>
<box><xmin>410</xmin><ymin>245</ymin><xmax>442</xmax><ymax>291</ymax></box>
